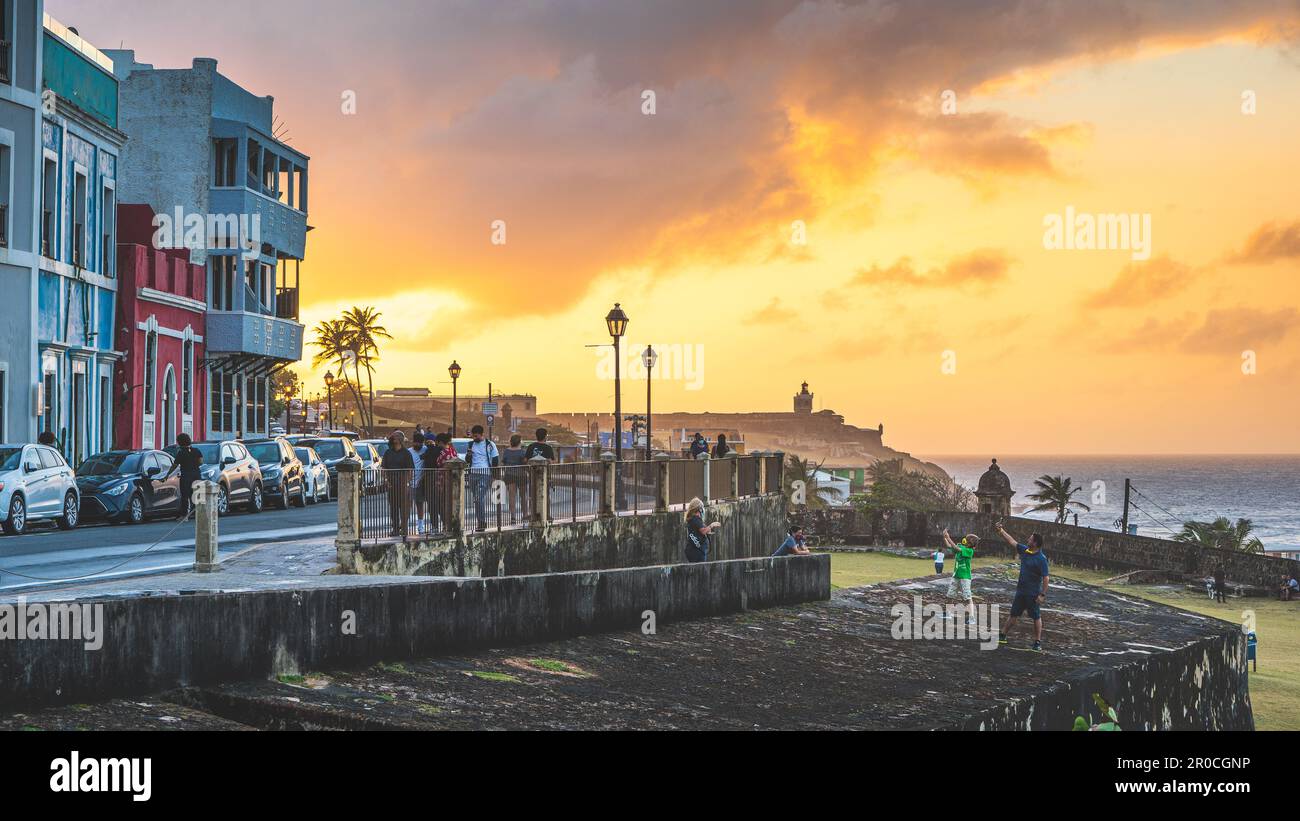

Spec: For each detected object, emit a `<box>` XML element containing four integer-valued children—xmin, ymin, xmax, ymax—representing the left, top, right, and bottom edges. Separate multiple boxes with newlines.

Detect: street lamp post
<box><xmin>324</xmin><ymin>370</ymin><xmax>335</xmax><ymax>431</ymax></box>
<box><xmin>448</xmin><ymin>360</ymin><xmax>462</xmax><ymax>436</ymax></box>
<box><xmin>642</xmin><ymin>345</ymin><xmax>657</xmax><ymax>460</ymax></box>
<box><xmin>605</xmin><ymin>303</ymin><xmax>629</xmax><ymax>462</ymax></box>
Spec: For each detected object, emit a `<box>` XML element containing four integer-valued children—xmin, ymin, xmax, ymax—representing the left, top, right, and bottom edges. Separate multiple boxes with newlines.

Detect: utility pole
<box><xmin>1120</xmin><ymin>478</ymin><xmax>1131</xmax><ymax>535</ymax></box>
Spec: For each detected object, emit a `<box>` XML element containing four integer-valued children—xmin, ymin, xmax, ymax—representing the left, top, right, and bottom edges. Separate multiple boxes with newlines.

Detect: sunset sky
<box><xmin>54</xmin><ymin>0</ymin><xmax>1300</xmax><ymax>454</ymax></box>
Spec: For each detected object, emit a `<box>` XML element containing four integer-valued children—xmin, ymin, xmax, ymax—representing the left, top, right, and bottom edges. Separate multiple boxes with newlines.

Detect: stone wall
<box><xmin>343</xmin><ymin>493</ymin><xmax>790</xmax><ymax>578</ymax></box>
<box><xmin>792</xmin><ymin>508</ymin><xmax>1300</xmax><ymax>591</ymax></box>
<box><xmin>0</xmin><ymin>554</ymin><xmax>830</xmax><ymax>711</ymax></box>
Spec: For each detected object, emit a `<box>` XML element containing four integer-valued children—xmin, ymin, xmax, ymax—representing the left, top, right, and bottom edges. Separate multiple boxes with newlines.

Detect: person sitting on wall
<box><xmin>684</xmin><ymin>497</ymin><xmax>720</xmax><ymax>563</ymax></box>
<box><xmin>1282</xmin><ymin>575</ymin><xmax>1299</xmax><ymax>602</ymax></box>
<box><xmin>772</xmin><ymin>526</ymin><xmax>810</xmax><ymax>557</ymax></box>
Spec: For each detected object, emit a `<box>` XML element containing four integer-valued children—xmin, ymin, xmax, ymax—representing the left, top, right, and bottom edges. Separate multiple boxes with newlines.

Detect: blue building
<box><xmin>34</xmin><ymin>13</ymin><xmax>123</xmax><ymax>466</ymax></box>
<box><xmin>107</xmin><ymin>50</ymin><xmax>308</xmax><ymax>442</ymax></box>
<box><xmin>0</xmin><ymin>0</ymin><xmax>45</xmax><ymax>445</ymax></box>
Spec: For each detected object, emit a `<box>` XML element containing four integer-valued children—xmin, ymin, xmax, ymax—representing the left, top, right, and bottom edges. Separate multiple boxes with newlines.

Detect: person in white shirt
<box><xmin>933</xmin><ymin>548</ymin><xmax>945</xmax><ymax>575</ymax></box>
<box><xmin>464</xmin><ymin>424</ymin><xmax>499</xmax><ymax>531</ymax></box>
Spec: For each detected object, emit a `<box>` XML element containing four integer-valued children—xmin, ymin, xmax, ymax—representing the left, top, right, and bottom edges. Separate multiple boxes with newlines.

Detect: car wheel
<box><xmin>319</xmin><ymin>477</ymin><xmax>328</xmax><ymax>503</ymax></box>
<box><xmin>217</xmin><ymin>484</ymin><xmax>230</xmax><ymax>516</ymax></box>
<box><xmin>248</xmin><ymin>483</ymin><xmax>264</xmax><ymax>513</ymax></box>
<box><xmin>56</xmin><ymin>493</ymin><xmax>79</xmax><ymax>530</ymax></box>
<box><xmin>125</xmin><ymin>493</ymin><xmax>146</xmax><ymax>524</ymax></box>
<box><xmin>294</xmin><ymin>481</ymin><xmax>307</xmax><ymax>508</ymax></box>
<box><xmin>277</xmin><ymin>482</ymin><xmax>292</xmax><ymax>510</ymax></box>
<box><xmin>2</xmin><ymin>495</ymin><xmax>26</xmax><ymax>536</ymax></box>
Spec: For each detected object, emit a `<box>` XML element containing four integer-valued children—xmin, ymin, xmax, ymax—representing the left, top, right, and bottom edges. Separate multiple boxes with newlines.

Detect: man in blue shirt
<box><xmin>464</xmin><ymin>425</ymin><xmax>499</xmax><ymax>532</ymax></box>
<box><xmin>772</xmin><ymin>526</ymin><xmax>810</xmax><ymax>557</ymax></box>
<box><xmin>995</xmin><ymin>523</ymin><xmax>1050</xmax><ymax>651</ymax></box>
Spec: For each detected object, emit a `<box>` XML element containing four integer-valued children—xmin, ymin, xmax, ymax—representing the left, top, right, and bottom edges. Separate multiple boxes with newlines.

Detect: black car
<box><xmin>76</xmin><ymin>450</ymin><xmax>183</xmax><ymax>524</ymax></box>
<box><xmin>296</xmin><ymin>436</ymin><xmax>359</xmax><ymax>498</ymax></box>
<box><xmin>243</xmin><ymin>438</ymin><xmax>307</xmax><ymax>509</ymax></box>
<box><xmin>164</xmin><ymin>441</ymin><xmax>264</xmax><ymax>515</ymax></box>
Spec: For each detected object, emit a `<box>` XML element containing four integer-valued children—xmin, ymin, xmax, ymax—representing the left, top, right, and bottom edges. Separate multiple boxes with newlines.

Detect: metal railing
<box><xmin>465</xmin><ymin>464</ymin><xmax>532</xmax><ymax>532</ymax></box>
<box><xmin>359</xmin><ymin>466</ymin><xmax>455</xmax><ymax>541</ymax></box>
<box><xmin>668</xmin><ymin>459</ymin><xmax>706</xmax><ymax>508</ymax></box>
<box><xmin>616</xmin><ymin>460</ymin><xmax>657</xmax><ymax>514</ymax></box>
<box><xmin>548</xmin><ymin>461</ymin><xmax>601</xmax><ymax>523</ymax></box>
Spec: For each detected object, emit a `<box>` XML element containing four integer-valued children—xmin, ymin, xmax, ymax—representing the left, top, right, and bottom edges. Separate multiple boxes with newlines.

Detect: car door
<box><xmin>150</xmin><ymin>452</ymin><xmax>181</xmax><ymax>512</ymax></box>
<box><xmin>40</xmin><ymin>446</ymin><xmax>72</xmax><ymax>514</ymax></box>
<box><xmin>221</xmin><ymin>444</ymin><xmax>245</xmax><ymax>500</ymax></box>
<box><xmin>23</xmin><ymin>446</ymin><xmax>54</xmax><ymax>514</ymax></box>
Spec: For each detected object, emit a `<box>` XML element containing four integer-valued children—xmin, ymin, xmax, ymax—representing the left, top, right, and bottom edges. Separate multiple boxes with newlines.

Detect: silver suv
<box><xmin>0</xmin><ymin>443</ymin><xmax>80</xmax><ymax>535</ymax></box>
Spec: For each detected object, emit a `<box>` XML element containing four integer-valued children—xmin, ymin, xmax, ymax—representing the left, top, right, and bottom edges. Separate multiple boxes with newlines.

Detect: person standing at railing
<box><xmin>464</xmin><ymin>425</ymin><xmax>499</xmax><ymax>532</ymax></box>
<box><xmin>502</xmin><ymin>434</ymin><xmax>527</xmax><ymax>524</ymax></box>
<box><xmin>380</xmin><ymin>432</ymin><xmax>414</xmax><ymax>538</ymax></box>
<box><xmin>429</xmin><ymin>432</ymin><xmax>457</xmax><ymax>532</ymax></box>
<box><xmin>711</xmin><ymin>434</ymin><xmax>730</xmax><ymax>458</ymax></box>
<box><xmin>684</xmin><ymin>497</ymin><xmax>721</xmax><ymax>563</ymax></box>
<box><xmin>689</xmin><ymin>432</ymin><xmax>708</xmax><ymax>459</ymax></box>
<box><xmin>409</xmin><ymin>432</ymin><xmax>430</xmax><ymax>535</ymax></box>
<box><xmin>524</xmin><ymin>427</ymin><xmax>555</xmax><ymax>461</ymax></box>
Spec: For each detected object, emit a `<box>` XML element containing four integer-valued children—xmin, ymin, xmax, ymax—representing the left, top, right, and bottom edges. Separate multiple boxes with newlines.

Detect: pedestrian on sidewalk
<box><xmin>464</xmin><ymin>425</ymin><xmax>498</xmax><ymax>532</ymax></box>
<box><xmin>164</xmin><ymin>433</ymin><xmax>204</xmax><ymax>519</ymax></box>
<box><xmin>502</xmin><ymin>434</ymin><xmax>527</xmax><ymax>524</ymax></box>
<box><xmin>381</xmin><ymin>432</ymin><xmax>414</xmax><ymax>537</ymax></box>
<box><xmin>409</xmin><ymin>432</ymin><xmax>429</xmax><ymax>534</ymax></box>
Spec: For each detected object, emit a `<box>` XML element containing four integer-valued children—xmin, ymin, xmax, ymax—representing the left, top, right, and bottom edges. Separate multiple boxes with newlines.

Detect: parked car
<box><xmin>164</xmin><ymin>441</ymin><xmax>264</xmax><ymax>515</ymax></box>
<box><xmin>76</xmin><ymin>450</ymin><xmax>182</xmax><ymax>524</ymax></box>
<box><xmin>294</xmin><ymin>446</ymin><xmax>331</xmax><ymax>503</ymax></box>
<box><xmin>296</xmin><ymin>436</ymin><xmax>359</xmax><ymax>497</ymax></box>
<box><xmin>0</xmin><ymin>444</ymin><xmax>80</xmax><ymax>535</ymax></box>
<box><xmin>354</xmin><ymin>442</ymin><xmax>382</xmax><ymax>494</ymax></box>
<box><xmin>358</xmin><ymin>438</ymin><xmax>390</xmax><ymax>460</ymax></box>
<box><xmin>244</xmin><ymin>438</ymin><xmax>307</xmax><ymax>509</ymax></box>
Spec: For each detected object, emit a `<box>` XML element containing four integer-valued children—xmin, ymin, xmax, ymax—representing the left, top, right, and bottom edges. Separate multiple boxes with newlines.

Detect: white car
<box><xmin>293</xmin><ymin>446</ymin><xmax>331</xmax><ymax>504</ymax></box>
<box><xmin>0</xmin><ymin>443</ymin><xmax>80</xmax><ymax>535</ymax></box>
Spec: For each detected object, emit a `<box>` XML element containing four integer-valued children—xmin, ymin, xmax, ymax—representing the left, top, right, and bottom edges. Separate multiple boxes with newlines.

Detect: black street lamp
<box><xmin>324</xmin><ymin>370</ymin><xmax>335</xmax><ymax>431</ymax></box>
<box><xmin>448</xmin><ymin>360</ymin><xmax>462</xmax><ymax>435</ymax></box>
<box><xmin>642</xmin><ymin>345</ymin><xmax>657</xmax><ymax>460</ymax></box>
<box><xmin>605</xmin><ymin>303</ymin><xmax>628</xmax><ymax>461</ymax></box>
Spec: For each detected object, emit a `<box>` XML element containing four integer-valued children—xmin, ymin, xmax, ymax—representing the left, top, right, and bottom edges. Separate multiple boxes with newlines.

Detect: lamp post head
<box><xmin>448</xmin><ymin>360</ymin><xmax>462</xmax><ymax>381</ymax></box>
<box><xmin>641</xmin><ymin>344</ymin><xmax>657</xmax><ymax>371</ymax></box>
<box><xmin>324</xmin><ymin>370</ymin><xmax>334</xmax><ymax>388</ymax></box>
<box><xmin>605</xmin><ymin>303</ymin><xmax>629</xmax><ymax>339</ymax></box>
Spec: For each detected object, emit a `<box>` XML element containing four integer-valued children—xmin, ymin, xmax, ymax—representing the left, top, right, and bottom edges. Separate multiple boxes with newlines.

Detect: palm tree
<box><xmin>341</xmin><ymin>306</ymin><xmax>391</xmax><ymax>434</ymax></box>
<box><xmin>1025</xmin><ymin>475</ymin><xmax>1092</xmax><ymax>523</ymax></box>
<box><xmin>784</xmin><ymin>453</ymin><xmax>844</xmax><ymax>509</ymax></box>
<box><xmin>1175</xmin><ymin>517</ymin><xmax>1264</xmax><ymax>553</ymax></box>
<box><xmin>310</xmin><ymin>319</ymin><xmax>366</xmax><ymax>429</ymax></box>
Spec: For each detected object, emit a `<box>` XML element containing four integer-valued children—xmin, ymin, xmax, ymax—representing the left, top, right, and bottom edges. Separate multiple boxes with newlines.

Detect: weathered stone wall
<box><xmin>793</xmin><ymin>508</ymin><xmax>1300</xmax><ymax>591</ymax></box>
<box><xmin>0</xmin><ymin>554</ymin><xmax>830</xmax><ymax>711</ymax></box>
<box><xmin>344</xmin><ymin>493</ymin><xmax>789</xmax><ymax>578</ymax></box>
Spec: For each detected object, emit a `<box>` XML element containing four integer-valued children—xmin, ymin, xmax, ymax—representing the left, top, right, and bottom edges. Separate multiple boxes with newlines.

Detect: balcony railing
<box><xmin>275</xmin><ymin>286</ymin><xmax>298</xmax><ymax>321</ymax></box>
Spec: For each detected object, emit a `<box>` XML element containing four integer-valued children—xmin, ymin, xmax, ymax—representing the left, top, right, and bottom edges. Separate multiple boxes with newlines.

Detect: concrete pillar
<box><xmin>772</xmin><ymin>451</ymin><xmax>786</xmax><ymax>496</ymax></box>
<box><xmin>192</xmin><ymin>480</ymin><xmax>220</xmax><ymax>573</ymax></box>
<box><xmin>698</xmin><ymin>451</ymin><xmax>711</xmax><ymax>503</ymax></box>
<box><xmin>600</xmin><ymin>451</ymin><xmax>616</xmax><ymax>516</ymax></box>
<box><xmin>725</xmin><ymin>451</ymin><xmax>740</xmax><ymax>499</ymax></box>
<box><xmin>653</xmin><ymin>452</ymin><xmax>671</xmax><ymax>512</ymax></box>
<box><xmin>528</xmin><ymin>454</ymin><xmax>549</xmax><ymax>526</ymax></box>
<box><xmin>753</xmin><ymin>450</ymin><xmax>769</xmax><ymax>495</ymax></box>
<box><xmin>446</xmin><ymin>458</ymin><xmax>466</xmax><ymax>536</ymax></box>
<box><xmin>335</xmin><ymin>459</ymin><xmax>361</xmax><ymax>567</ymax></box>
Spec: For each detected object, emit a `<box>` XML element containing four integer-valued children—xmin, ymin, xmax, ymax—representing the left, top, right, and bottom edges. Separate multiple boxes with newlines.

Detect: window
<box><xmin>73</xmin><ymin>171</ymin><xmax>87</xmax><ymax>267</ymax></box>
<box><xmin>182</xmin><ymin>340</ymin><xmax>193</xmax><ymax>415</ymax></box>
<box><xmin>0</xmin><ymin>0</ymin><xmax>11</xmax><ymax>85</ymax></box>
<box><xmin>101</xmin><ymin>185</ymin><xmax>115</xmax><ymax>275</ymax></box>
<box><xmin>38</xmin><ymin>447</ymin><xmax>62</xmax><ymax>469</ymax></box>
<box><xmin>213</xmin><ymin>138</ymin><xmax>237</xmax><ymax>186</ymax></box>
<box><xmin>41</xmin><ymin>371</ymin><xmax>56</xmax><ymax>437</ymax></box>
<box><xmin>0</xmin><ymin>368</ymin><xmax>6</xmax><ymax>441</ymax></box>
<box><xmin>41</xmin><ymin>158</ymin><xmax>56</xmax><ymax>257</ymax></box>
<box><xmin>100</xmin><ymin>374</ymin><xmax>111</xmax><ymax>451</ymax></box>
<box><xmin>246</xmin><ymin>138</ymin><xmax>261</xmax><ymax>190</ymax></box>
<box><xmin>0</xmin><ymin>144</ymin><xmax>10</xmax><ymax>248</ymax></box>
<box><xmin>211</xmin><ymin>370</ymin><xmax>233</xmax><ymax>433</ymax></box>
<box><xmin>262</xmin><ymin>148</ymin><xmax>276</xmax><ymax>196</ymax></box>
<box><xmin>143</xmin><ymin>330</ymin><xmax>157</xmax><ymax>412</ymax></box>
<box><xmin>211</xmin><ymin>255</ymin><xmax>235</xmax><ymax>310</ymax></box>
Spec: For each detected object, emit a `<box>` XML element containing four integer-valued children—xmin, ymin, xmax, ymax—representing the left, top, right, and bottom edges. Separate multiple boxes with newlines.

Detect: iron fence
<box><xmin>668</xmin><ymin>458</ymin><xmax>707</xmax><ymax>507</ymax></box>
<box><xmin>465</xmin><ymin>464</ymin><xmax>532</xmax><ymax>532</ymax></box>
<box><xmin>547</xmin><ymin>461</ymin><xmax>602</xmax><ymax>523</ymax></box>
<box><xmin>616</xmin><ymin>460</ymin><xmax>657</xmax><ymax>514</ymax></box>
<box><xmin>737</xmin><ymin>455</ymin><xmax>759</xmax><ymax>497</ymax></box>
<box><xmin>360</xmin><ymin>466</ymin><xmax>455</xmax><ymax>541</ymax></box>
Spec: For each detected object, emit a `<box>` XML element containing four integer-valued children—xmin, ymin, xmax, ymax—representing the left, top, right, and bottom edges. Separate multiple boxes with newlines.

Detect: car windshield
<box><xmin>78</xmin><ymin>452</ymin><xmax>142</xmax><ymax>476</ymax></box>
<box><xmin>0</xmin><ymin>447</ymin><xmax>23</xmax><ymax>471</ymax></box>
<box><xmin>310</xmin><ymin>440</ymin><xmax>345</xmax><ymax>459</ymax></box>
<box><xmin>166</xmin><ymin>443</ymin><xmax>219</xmax><ymax>463</ymax></box>
<box><xmin>246</xmin><ymin>442</ymin><xmax>282</xmax><ymax>464</ymax></box>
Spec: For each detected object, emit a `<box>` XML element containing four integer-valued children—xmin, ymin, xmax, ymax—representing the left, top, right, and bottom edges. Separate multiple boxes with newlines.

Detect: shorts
<box><xmin>945</xmin><ymin>576</ymin><xmax>972</xmax><ymax>601</ymax></box>
<box><xmin>1010</xmin><ymin>593</ymin><xmax>1041</xmax><ymax>620</ymax></box>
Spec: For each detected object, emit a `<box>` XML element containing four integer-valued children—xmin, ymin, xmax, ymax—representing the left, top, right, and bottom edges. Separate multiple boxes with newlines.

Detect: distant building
<box><xmin>106</xmin><ymin>49</ymin><xmax>310</xmax><ymax>441</ymax></box>
<box><xmin>36</xmin><ymin>14</ymin><xmax>126</xmax><ymax>465</ymax></box>
<box><xmin>113</xmin><ymin>204</ymin><xmax>206</xmax><ymax>449</ymax></box>
<box><xmin>975</xmin><ymin>459</ymin><xmax>1014</xmax><ymax>516</ymax></box>
<box><xmin>793</xmin><ymin>381</ymin><xmax>813</xmax><ymax>414</ymax></box>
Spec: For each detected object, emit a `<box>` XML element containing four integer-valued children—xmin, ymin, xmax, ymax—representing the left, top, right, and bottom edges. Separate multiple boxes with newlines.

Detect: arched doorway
<box><xmin>162</xmin><ymin>367</ymin><xmax>177</xmax><ymax>448</ymax></box>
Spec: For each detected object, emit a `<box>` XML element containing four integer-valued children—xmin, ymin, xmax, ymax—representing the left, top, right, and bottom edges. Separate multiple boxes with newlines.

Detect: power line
<box><xmin>1129</xmin><ymin>485</ymin><xmax>1184</xmax><ymax>530</ymax></box>
<box><xmin>1127</xmin><ymin>498</ymin><xmax>1180</xmax><ymax>536</ymax></box>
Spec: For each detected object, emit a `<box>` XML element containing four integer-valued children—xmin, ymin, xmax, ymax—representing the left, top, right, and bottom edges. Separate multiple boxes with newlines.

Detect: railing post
<box><xmin>600</xmin><ymin>451</ymin><xmax>616</xmax><ymax>517</ymax></box>
<box><xmin>772</xmin><ymin>450</ymin><xmax>785</xmax><ymax>496</ymax></box>
<box><xmin>447</xmin><ymin>458</ymin><xmax>466</xmax><ymax>537</ymax></box>
<box><xmin>753</xmin><ymin>450</ymin><xmax>768</xmax><ymax>495</ymax></box>
<box><xmin>528</xmin><ymin>454</ymin><xmax>549</xmax><ymax>526</ymax></box>
<box><xmin>334</xmin><ymin>460</ymin><xmax>361</xmax><ymax>567</ymax></box>
<box><xmin>192</xmin><ymin>480</ymin><xmax>220</xmax><ymax>573</ymax></box>
<box><xmin>725</xmin><ymin>451</ymin><xmax>740</xmax><ymax>499</ymax></box>
<box><xmin>698</xmin><ymin>451</ymin><xmax>711</xmax><ymax>503</ymax></box>
<box><xmin>654</xmin><ymin>452</ymin><xmax>671</xmax><ymax>512</ymax></box>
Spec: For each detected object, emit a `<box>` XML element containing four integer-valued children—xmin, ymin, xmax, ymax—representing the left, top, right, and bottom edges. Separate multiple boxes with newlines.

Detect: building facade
<box><xmin>106</xmin><ymin>51</ymin><xmax>308</xmax><ymax>442</ymax></box>
<box><xmin>35</xmin><ymin>14</ymin><xmax>124</xmax><ymax>466</ymax></box>
<box><xmin>114</xmin><ymin>203</ymin><xmax>205</xmax><ymax>449</ymax></box>
<box><xmin>0</xmin><ymin>0</ymin><xmax>45</xmax><ymax>444</ymax></box>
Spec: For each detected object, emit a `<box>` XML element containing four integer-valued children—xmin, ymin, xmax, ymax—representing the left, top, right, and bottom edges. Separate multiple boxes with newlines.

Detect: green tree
<box><xmin>341</xmin><ymin>306</ymin><xmax>391</xmax><ymax>435</ymax></box>
<box><xmin>852</xmin><ymin>458</ymin><xmax>973</xmax><ymax>515</ymax></box>
<box><xmin>310</xmin><ymin>318</ymin><xmax>366</xmax><ymax>431</ymax></box>
<box><xmin>784</xmin><ymin>453</ymin><xmax>845</xmax><ymax>509</ymax></box>
<box><xmin>268</xmin><ymin>369</ymin><xmax>301</xmax><ymax>427</ymax></box>
<box><xmin>1025</xmin><ymin>475</ymin><xmax>1091</xmax><ymax>523</ymax></box>
<box><xmin>1174</xmin><ymin>517</ymin><xmax>1264</xmax><ymax>553</ymax></box>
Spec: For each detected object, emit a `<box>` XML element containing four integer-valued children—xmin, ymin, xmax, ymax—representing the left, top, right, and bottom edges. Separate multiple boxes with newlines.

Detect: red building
<box><xmin>113</xmin><ymin>204</ymin><xmax>207</xmax><ymax>450</ymax></box>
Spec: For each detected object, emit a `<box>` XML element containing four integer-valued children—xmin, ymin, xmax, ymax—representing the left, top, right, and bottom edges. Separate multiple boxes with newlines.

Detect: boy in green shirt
<box><xmin>941</xmin><ymin>528</ymin><xmax>980</xmax><ymax>625</ymax></box>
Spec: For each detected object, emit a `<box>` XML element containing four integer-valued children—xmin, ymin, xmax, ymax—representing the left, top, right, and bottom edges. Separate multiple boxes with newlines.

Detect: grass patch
<box><xmin>529</xmin><ymin>658</ymin><xmax>577</xmax><ymax>674</ymax></box>
<box><xmin>376</xmin><ymin>661</ymin><xmax>410</xmax><ymax>675</ymax></box>
<box><xmin>828</xmin><ymin>551</ymin><xmax>1299</xmax><ymax>731</ymax></box>
<box><xmin>469</xmin><ymin>671</ymin><xmax>520</xmax><ymax>683</ymax></box>
<box><xmin>276</xmin><ymin>674</ymin><xmax>304</xmax><ymax>685</ymax></box>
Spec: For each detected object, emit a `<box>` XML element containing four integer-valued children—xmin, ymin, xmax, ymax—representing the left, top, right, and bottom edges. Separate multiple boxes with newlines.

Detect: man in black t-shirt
<box><xmin>523</xmin><ymin>427</ymin><xmax>555</xmax><ymax>461</ymax></box>
<box><xmin>165</xmin><ymin>433</ymin><xmax>205</xmax><ymax>519</ymax></box>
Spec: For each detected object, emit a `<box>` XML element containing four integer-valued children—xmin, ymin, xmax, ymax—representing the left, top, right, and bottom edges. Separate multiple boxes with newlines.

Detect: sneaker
<box><xmin>998</xmin><ymin>633</ymin><xmax>1008</xmax><ymax>645</ymax></box>
<box><xmin>1032</xmin><ymin>641</ymin><xmax>1042</xmax><ymax>652</ymax></box>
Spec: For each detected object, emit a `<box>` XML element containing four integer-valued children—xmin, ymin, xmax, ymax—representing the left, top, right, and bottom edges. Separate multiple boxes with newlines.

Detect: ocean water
<box><xmin>925</xmin><ymin>455</ymin><xmax>1300</xmax><ymax>552</ymax></box>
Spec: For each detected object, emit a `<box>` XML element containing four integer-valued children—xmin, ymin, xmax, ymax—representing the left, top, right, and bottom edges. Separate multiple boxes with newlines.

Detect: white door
<box><xmin>162</xmin><ymin>368</ymin><xmax>177</xmax><ymax>448</ymax></box>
